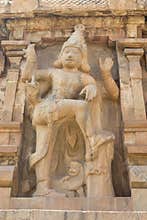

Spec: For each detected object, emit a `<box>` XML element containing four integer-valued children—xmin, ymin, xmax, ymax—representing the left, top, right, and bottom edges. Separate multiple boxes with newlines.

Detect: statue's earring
<box><xmin>81</xmin><ymin>61</ymin><xmax>90</xmax><ymax>73</ymax></box>
<box><xmin>53</xmin><ymin>59</ymin><xmax>63</xmax><ymax>69</ymax></box>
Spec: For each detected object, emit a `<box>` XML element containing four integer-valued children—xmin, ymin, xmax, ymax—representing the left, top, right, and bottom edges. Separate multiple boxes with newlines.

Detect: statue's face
<box><xmin>61</xmin><ymin>46</ymin><xmax>82</xmax><ymax>70</ymax></box>
<box><xmin>68</xmin><ymin>162</ymin><xmax>81</xmax><ymax>176</ymax></box>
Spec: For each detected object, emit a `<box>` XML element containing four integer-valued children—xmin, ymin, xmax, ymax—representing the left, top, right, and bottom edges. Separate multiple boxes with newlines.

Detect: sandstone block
<box><xmin>130</xmin><ymin>166</ymin><xmax>147</xmax><ymax>188</ymax></box>
<box><xmin>30</xmin><ymin>210</ymin><xmax>64</xmax><ymax>220</ymax></box>
<box><xmin>132</xmin><ymin>188</ymin><xmax>147</xmax><ymax>211</ymax></box>
<box><xmin>0</xmin><ymin>166</ymin><xmax>15</xmax><ymax>187</ymax></box>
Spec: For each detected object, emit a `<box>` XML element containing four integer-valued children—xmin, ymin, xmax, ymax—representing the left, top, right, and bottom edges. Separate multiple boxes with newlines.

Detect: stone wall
<box><xmin>0</xmin><ymin>0</ymin><xmax>146</xmax><ymax>214</ymax></box>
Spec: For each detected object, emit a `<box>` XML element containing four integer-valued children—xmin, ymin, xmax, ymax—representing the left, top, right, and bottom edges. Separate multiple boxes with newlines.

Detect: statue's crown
<box><xmin>54</xmin><ymin>24</ymin><xmax>90</xmax><ymax>73</ymax></box>
<box><xmin>61</xmin><ymin>24</ymin><xmax>86</xmax><ymax>55</ymax></box>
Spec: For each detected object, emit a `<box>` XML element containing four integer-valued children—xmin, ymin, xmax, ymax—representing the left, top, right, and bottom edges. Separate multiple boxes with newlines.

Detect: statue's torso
<box><xmin>33</xmin><ymin>69</ymin><xmax>86</xmax><ymax>125</ymax></box>
<box><xmin>49</xmin><ymin>69</ymin><xmax>84</xmax><ymax>99</ymax></box>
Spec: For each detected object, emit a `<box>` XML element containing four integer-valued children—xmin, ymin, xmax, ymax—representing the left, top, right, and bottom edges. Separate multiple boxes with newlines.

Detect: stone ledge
<box><xmin>0</xmin><ymin>122</ymin><xmax>22</xmax><ymax>132</ymax></box>
<box><xmin>127</xmin><ymin>145</ymin><xmax>147</xmax><ymax>155</ymax></box>
<box><xmin>124</xmin><ymin>48</ymin><xmax>144</xmax><ymax>56</ymax></box>
<box><xmin>0</xmin><ymin>6</ymin><xmax>147</xmax><ymax>18</ymax></box>
<box><xmin>0</xmin><ymin>210</ymin><xmax>146</xmax><ymax>220</ymax></box>
<box><xmin>127</xmin><ymin>145</ymin><xmax>147</xmax><ymax>165</ymax></box>
<box><xmin>118</xmin><ymin>39</ymin><xmax>147</xmax><ymax>49</ymax></box>
<box><xmin>124</xmin><ymin>120</ymin><xmax>147</xmax><ymax>132</ymax></box>
<box><xmin>7</xmin><ymin>197</ymin><xmax>133</xmax><ymax>211</ymax></box>
<box><xmin>1</xmin><ymin>41</ymin><xmax>28</xmax><ymax>51</ymax></box>
<box><xmin>6</xmin><ymin>51</ymin><xmax>25</xmax><ymax>57</ymax></box>
<box><xmin>129</xmin><ymin>166</ymin><xmax>147</xmax><ymax>188</ymax></box>
<box><xmin>128</xmin><ymin>155</ymin><xmax>147</xmax><ymax>166</ymax></box>
<box><xmin>0</xmin><ymin>145</ymin><xmax>18</xmax><ymax>156</ymax></box>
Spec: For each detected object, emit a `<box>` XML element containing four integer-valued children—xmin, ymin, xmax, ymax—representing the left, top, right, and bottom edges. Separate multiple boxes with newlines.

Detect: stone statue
<box><xmin>22</xmin><ymin>24</ymin><xmax>119</xmax><ymax>197</ymax></box>
<box><xmin>57</xmin><ymin>161</ymin><xmax>85</xmax><ymax>197</ymax></box>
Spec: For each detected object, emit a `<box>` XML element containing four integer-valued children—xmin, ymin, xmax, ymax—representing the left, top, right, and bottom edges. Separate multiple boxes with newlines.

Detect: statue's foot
<box><xmin>46</xmin><ymin>190</ymin><xmax>66</xmax><ymax>198</ymax></box>
<box><xmin>33</xmin><ymin>188</ymin><xmax>55</xmax><ymax>197</ymax></box>
<box><xmin>33</xmin><ymin>188</ymin><xmax>65</xmax><ymax>197</ymax></box>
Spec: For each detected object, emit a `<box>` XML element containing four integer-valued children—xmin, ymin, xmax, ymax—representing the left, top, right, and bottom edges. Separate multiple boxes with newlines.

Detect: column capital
<box><xmin>1</xmin><ymin>41</ymin><xmax>28</xmax><ymax>69</ymax></box>
<box><xmin>1</xmin><ymin>41</ymin><xmax>28</xmax><ymax>53</ymax></box>
<box><xmin>124</xmin><ymin>48</ymin><xmax>144</xmax><ymax>57</ymax></box>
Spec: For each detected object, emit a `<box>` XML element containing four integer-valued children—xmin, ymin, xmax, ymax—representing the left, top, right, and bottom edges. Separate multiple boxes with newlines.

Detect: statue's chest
<box><xmin>53</xmin><ymin>72</ymin><xmax>82</xmax><ymax>90</ymax></box>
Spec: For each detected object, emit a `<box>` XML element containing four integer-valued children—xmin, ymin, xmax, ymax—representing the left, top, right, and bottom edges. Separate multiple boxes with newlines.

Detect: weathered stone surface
<box><xmin>11</xmin><ymin>0</ymin><xmax>38</xmax><ymax>13</ymax></box>
<box><xmin>127</xmin><ymin>145</ymin><xmax>147</xmax><ymax>155</ymax></box>
<box><xmin>0</xmin><ymin>0</ymin><xmax>146</xmax><ymax>15</ymax></box>
<box><xmin>132</xmin><ymin>189</ymin><xmax>147</xmax><ymax>211</ymax></box>
<box><xmin>0</xmin><ymin>0</ymin><xmax>146</xmax><ymax>215</ymax></box>
<box><xmin>0</xmin><ymin>166</ymin><xmax>15</xmax><ymax>187</ymax></box>
<box><xmin>20</xmin><ymin>24</ymin><xmax>119</xmax><ymax>199</ymax></box>
<box><xmin>0</xmin><ymin>145</ymin><xmax>17</xmax><ymax>156</ymax></box>
<box><xmin>127</xmin><ymin>145</ymin><xmax>147</xmax><ymax>165</ymax></box>
<box><xmin>31</xmin><ymin>210</ymin><xmax>65</xmax><ymax>220</ymax></box>
<box><xmin>130</xmin><ymin>166</ymin><xmax>147</xmax><ymax>187</ymax></box>
<box><xmin>9</xmin><ymin>197</ymin><xmax>132</xmax><ymax>211</ymax></box>
<box><xmin>3</xmin><ymin>70</ymin><xmax>19</xmax><ymax>121</ymax></box>
<box><xmin>125</xmin><ymin>48</ymin><xmax>146</xmax><ymax>120</ymax></box>
<box><xmin>0</xmin><ymin>210</ymin><xmax>146</xmax><ymax>220</ymax></box>
<box><xmin>1</xmin><ymin>41</ymin><xmax>27</xmax><ymax>51</ymax></box>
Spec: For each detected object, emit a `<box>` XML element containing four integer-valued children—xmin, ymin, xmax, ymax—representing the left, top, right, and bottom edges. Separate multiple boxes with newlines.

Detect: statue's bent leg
<box><xmin>31</xmin><ymin>100</ymin><xmax>76</xmax><ymax>197</ymax></box>
<box><xmin>72</xmin><ymin>101</ymin><xmax>115</xmax><ymax>198</ymax></box>
<box><xmin>74</xmin><ymin>102</ymin><xmax>115</xmax><ymax>159</ymax></box>
<box><xmin>56</xmin><ymin>99</ymin><xmax>100</xmax><ymax>146</ymax></box>
<box><xmin>32</xmin><ymin>124</ymin><xmax>55</xmax><ymax>196</ymax></box>
<box><xmin>31</xmin><ymin>99</ymin><xmax>114</xmax><ymax>197</ymax></box>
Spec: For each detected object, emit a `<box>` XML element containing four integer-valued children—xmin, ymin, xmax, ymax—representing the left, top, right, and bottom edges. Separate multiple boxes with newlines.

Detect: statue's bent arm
<box><xmin>102</xmin><ymin>73</ymin><xmax>119</xmax><ymax>101</ymax></box>
<box><xmin>80</xmin><ymin>74</ymin><xmax>97</xmax><ymax>101</ymax></box>
<box><xmin>35</xmin><ymin>69</ymin><xmax>52</xmax><ymax>82</ymax></box>
<box><xmin>99</xmin><ymin>57</ymin><xmax>119</xmax><ymax>101</ymax></box>
<box><xmin>24</xmin><ymin>69</ymin><xmax>52</xmax><ymax>110</ymax></box>
<box><xmin>81</xmin><ymin>73</ymin><xmax>96</xmax><ymax>87</ymax></box>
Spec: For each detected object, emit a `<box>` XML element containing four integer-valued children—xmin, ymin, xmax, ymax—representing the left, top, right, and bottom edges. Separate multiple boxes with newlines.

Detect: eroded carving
<box><xmin>57</xmin><ymin>161</ymin><xmax>85</xmax><ymax>197</ymax></box>
<box><xmin>22</xmin><ymin>24</ymin><xmax>119</xmax><ymax>198</ymax></box>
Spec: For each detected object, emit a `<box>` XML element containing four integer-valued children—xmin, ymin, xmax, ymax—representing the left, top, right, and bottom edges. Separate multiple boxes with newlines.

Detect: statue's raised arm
<box><xmin>21</xmin><ymin>44</ymin><xmax>52</xmax><ymax>115</ymax></box>
<box><xmin>21</xmin><ymin>44</ymin><xmax>52</xmax><ymax>83</ymax></box>
<box><xmin>99</xmin><ymin>57</ymin><xmax>119</xmax><ymax>101</ymax></box>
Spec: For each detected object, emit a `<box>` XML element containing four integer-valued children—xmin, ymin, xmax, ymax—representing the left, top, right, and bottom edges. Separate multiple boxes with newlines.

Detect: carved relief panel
<box><xmin>18</xmin><ymin>25</ymin><xmax>130</xmax><ymax>198</ymax></box>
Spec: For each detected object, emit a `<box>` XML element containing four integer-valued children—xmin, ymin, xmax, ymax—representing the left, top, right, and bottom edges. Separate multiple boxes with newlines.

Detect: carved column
<box><xmin>0</xmin><ymin>41</ymin><xmax>27</xmax><ymax>204</ymax></box>
<box><xmin>117</xmin><ymin>39</ymin><xmax>147</xmax><ymax>210</ymax></box>
<box><xmin>124</xmin><ymin>48</ymin><xmax>146</xmax><ymax>120</ymax></box>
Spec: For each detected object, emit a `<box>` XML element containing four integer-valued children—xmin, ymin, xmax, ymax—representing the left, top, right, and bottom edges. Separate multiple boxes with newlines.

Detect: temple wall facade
<box><xmin>0</xmin><ymin>0</ymin><xmax>146</xmax><ymax>219</ymax></box>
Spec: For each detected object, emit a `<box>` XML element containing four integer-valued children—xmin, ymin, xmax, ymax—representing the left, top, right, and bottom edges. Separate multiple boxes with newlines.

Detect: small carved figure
<box><xmin>58</xmin><ymin>161</ymin><xmax>84</xmax><ymax>197</ymax></box>
<box><xmin>22</xmin><ymin>24</ymin><xmax>119</xmax><ymax>197</ymax></box>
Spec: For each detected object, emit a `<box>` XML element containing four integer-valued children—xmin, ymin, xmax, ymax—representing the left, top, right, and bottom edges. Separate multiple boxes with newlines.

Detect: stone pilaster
<box><xmin>117</xmin><ymin>39</ymin><xmax>147</xmax><ymax>210</ymax></box>
<box><xmin>0</xmin><ymin>41</ymin><xmax>27</xmax><ymax>198</ymax></box>
<box><xmin>124</xmin><ymin>48</ymin><xmax>146</xmax><ymax>120</ymax></box>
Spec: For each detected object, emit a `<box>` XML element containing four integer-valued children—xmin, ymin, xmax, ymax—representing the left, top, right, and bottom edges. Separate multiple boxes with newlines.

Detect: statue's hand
<box><xmin>99</xmin><ymin>57</ymin><xmax>113</xmax><ymax>75</ymax></box>
<box><xmin>62</xmin><ymin>176</ymin><xmax>70</xmax><ymax>182</ymax></box>
<box><xmin>26</xmin><ymin>82</ymin><xmax>40</xmax><ymax>104</ymax></box>
<box><xmin>80</xmin><ymin>84</ymin><xmax>97</xmax><ymax>101</ymax></box>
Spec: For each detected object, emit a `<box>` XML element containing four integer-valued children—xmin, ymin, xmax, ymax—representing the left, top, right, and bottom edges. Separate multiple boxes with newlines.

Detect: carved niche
<box><xmin>19</xmin><ymin>24</ymin><xmax>129</xmax><ymax>198</ymax></box>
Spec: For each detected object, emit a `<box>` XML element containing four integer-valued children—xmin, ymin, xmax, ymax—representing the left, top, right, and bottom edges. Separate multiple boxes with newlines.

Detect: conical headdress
<box><xmin>54</xmin><ymin>24</ymin><xmax>90</xmax><ymax>73</ymax></box>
